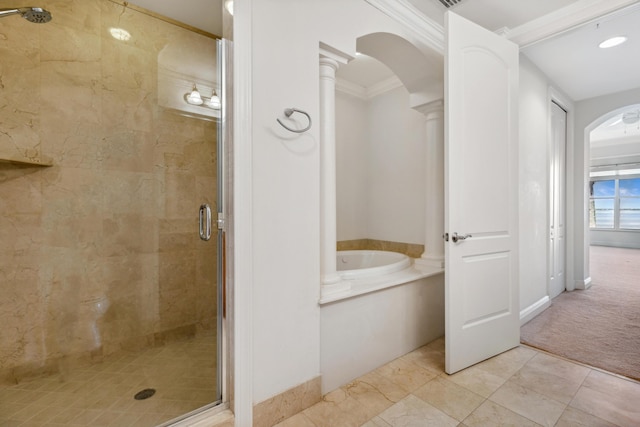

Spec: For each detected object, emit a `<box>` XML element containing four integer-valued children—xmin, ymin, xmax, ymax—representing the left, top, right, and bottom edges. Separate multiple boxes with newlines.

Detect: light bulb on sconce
<box><xmin>185</xmin><ymin>84</ymin><xmax>203</xmax><ymax>105</ymax></box>
<box><xmin>207</xmin><ymin>90</ymin><xmax>221</xmax><ymax>109</ymax></box>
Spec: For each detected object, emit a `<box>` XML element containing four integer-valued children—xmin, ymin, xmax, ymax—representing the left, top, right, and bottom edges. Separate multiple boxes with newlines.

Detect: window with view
<box><xmin>589</xmin><ymin>175</ymin><xmax>640</xmax><ymax>230</ymax></box>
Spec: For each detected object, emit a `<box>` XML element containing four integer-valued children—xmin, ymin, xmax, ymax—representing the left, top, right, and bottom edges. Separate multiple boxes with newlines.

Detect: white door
<box><xmin>549</xmin><ymin>101</ymin><xmax>567</xmax><ymax>299</ymax></box>
<box><xmin>445</xmin><ymin>12</ymin><xmax>520</xmax><ymax>374</ymax></box>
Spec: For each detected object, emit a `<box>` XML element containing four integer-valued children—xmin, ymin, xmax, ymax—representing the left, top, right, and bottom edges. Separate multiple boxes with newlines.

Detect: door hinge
<box><xmin>217</xmin><ymin>212</ymin><xmax>225</xmax><ymax>230</ymax></box>
<box><xmin>443</xmin><ymin>233</ymin><xmax>449</xmax><ymax>242</ymax></box>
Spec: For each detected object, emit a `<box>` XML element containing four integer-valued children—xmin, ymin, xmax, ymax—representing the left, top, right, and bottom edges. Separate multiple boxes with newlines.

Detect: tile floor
<box><xmin>3</xmin><ymin>335</ymin><xmax>640</xmax><ymax>427</ymax></box>
<box><xmin>276</xmin><ymin>338</ymin><xmax>640</xmax><ymax>427</ymax></box>
<box><xmin>0</xmin><ymin>332</ymin><xmax>218</xmax><ymax>427</ymax></box>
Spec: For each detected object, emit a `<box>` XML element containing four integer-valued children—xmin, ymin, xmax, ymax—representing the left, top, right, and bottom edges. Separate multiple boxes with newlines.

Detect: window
<box><xmin>589</xmin><ymin>175</ymin><xmax>640</xmax><ymax>230</ymax></box>
<box><xmin>619</xmin><ymin>178</ymin><xmax>640</xmax><ymax>229</ymax></box>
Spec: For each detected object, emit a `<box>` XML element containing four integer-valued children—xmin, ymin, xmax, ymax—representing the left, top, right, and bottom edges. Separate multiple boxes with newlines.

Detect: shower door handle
<box><xmin>199</xmin><ymin>204</ymin><xmax>212</xmax><ymax>241</ymax></box>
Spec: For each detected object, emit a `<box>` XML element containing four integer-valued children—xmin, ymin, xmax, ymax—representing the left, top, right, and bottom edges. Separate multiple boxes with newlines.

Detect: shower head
<box><xmin>0</xmin><ymin>7</ymin><xmax>52</xmax><ymax>23</ymax></box>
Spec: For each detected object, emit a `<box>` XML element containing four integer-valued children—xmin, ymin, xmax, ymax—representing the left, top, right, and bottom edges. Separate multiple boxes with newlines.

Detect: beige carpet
<box><xmin>521</xmin><ymin>245</ymin><xmax>640</xmax><ymax>381</ymax></box>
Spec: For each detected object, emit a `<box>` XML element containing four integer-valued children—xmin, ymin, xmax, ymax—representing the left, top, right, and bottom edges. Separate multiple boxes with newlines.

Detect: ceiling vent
<box><xmin>438</xmin><ymin>0</ymin><xmax>463</xmax><ymax>8</ymax></box>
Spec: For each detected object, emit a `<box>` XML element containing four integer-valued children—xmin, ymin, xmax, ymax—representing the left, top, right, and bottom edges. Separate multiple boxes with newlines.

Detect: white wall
<box><xmin>238</xmin><ymin>0</ymin><xmax>442</xmax><ymax>405</ymax></box>
<box><xmin>518</xmin><ymin>56</ymin><xmax>555</xmax><ymax>313</ymax></box>
<box><xmin>336</xmin><ymin>91</ymin><xmax>369</xmax><ymax>241</ymax></box>
<box><xmin>367</xmin><ymin>87</ymin><xmax>426</xmax><ymax>244</ymax></box>
<box><xmin>336</xmin><ymin>86</ymin><xmax>427</xmax><ymax>244</ymax></box>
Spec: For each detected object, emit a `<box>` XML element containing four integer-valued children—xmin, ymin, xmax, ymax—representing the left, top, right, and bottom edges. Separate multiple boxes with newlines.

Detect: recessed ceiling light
<box><xmin>598</xmin><ymin>36</ymin><xmax>627</xmax><ymax>49</ymax></box>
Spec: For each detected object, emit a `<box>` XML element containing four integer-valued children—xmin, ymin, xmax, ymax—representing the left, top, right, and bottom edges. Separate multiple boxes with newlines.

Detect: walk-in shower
<box><xmin>0</xmin><ymin>1</ymin><xmax>225</xmax><ymax>425</ymax></box>
<box><xmin>0</xmin><ymin>7</ymin><xmax>52</xmax><ymax>23</ymax></box>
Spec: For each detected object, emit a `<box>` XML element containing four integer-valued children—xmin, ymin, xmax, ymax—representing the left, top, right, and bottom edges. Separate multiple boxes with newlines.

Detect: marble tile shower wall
<box><xmin>0</xmin><ymin>0</ymin><xmax>217</xmax><ymax>383</ymax></box>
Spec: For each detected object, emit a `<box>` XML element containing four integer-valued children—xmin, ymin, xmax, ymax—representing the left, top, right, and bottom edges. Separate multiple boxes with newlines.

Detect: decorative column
<box><xmin>415</xmin><ymin>100</ymin><xmax>445</xmax><ymax>269</ymax></box>
<box><xmin>319</xmin><ymin>47</ymin><xmax>352</xmax><ymax>300</ymax></box>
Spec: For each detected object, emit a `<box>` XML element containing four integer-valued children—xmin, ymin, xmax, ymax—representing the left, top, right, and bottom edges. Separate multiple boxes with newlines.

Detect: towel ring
<box><xmin>277</xmin><ymin>108</ymin><xmax>312</xmax><ymax>133</ymax></box>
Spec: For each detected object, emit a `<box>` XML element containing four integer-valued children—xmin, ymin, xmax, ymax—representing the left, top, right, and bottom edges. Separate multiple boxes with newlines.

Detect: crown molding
<box><xmin>366</xmin><ymin>0</ymin><xmax>444</xmax><ymax>54</ymax></box>
<box><xmin>508</xmin><ymin>0</ymin><xmax>639</xmax><ymax>47</ymax></box>
<box><xmin>367</xmin><ymin>76</ymin><xmax>404</xmax><ymax>98</ymax></box>
<box><xmin>336</xmin><ymin>76</ymin><xmax>404</xmax><ymax>100</ymax></box>
<box><xmin>335</xmin><ymin>79</ymin><xmax>367</xmax><ymax>99</ymax></box>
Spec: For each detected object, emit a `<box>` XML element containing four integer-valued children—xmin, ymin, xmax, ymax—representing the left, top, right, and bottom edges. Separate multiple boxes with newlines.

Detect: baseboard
<box><xmin>520</xmin><ymin>296</ymin><xmax>551</xmax><ymax>326</ymax></box>
<box><xmin>575</xmin><ymin>277</ymin><xmax>592</xmax><ymax>290</ymax></box>
<box><xmin>253</xmin><ymin>376</ymin><xmax>321</xmax><ymax>427</ymax></box>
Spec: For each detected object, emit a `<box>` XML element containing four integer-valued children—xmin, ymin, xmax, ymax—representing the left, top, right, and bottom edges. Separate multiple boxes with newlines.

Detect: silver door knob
<box><xmin>451</xmin><ymin>232</ymin><xmax>472</xmax><ymax>243</ymax></box>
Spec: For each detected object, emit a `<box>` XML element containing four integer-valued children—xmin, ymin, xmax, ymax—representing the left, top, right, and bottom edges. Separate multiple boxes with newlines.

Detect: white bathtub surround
<box><xmin>320</xmin><ymin>273</ymin><xmax>444</xmax><ymax>393</ymax></box>
<box><xmin>319</xmin><ymin>44</ymin><xmax>353</xmax><ymax>299</ymax></box>
<box><xmin>320</xmin><ymin>250</ymin><xmax>442</xmax><ymax>305</ymax></box>
<box><xmin>414</xmin><ymin>100</ymin><xmax>445</xmax><ymax>269</ymax></box>
<box><xmin>337</xmin><ymin>250</ymin><xmax>411</xmax><ymax>279</ymax></box>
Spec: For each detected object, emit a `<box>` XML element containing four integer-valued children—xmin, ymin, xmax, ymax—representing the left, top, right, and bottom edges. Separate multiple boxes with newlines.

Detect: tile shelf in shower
<box><xmin>0</xmin><ymin>154</ymin><xmax>53</xmax><ymax>167</ymax></box>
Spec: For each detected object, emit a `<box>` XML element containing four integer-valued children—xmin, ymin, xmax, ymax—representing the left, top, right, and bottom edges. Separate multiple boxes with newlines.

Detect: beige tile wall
<box><xmin>0</xmin><ymin>0</ymin><xmax>217</xmax><ymax>383</ymax></box>
<box><xmin>337</xmin><ymin>239</ymin><xmax>424</xmax><ymax>258</ymax></box>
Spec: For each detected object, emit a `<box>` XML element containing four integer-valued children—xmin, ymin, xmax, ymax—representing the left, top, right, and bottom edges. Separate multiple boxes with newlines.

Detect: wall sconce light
<box><xmin>185</xmin><ymin>84</ymin><xmax>204</xmax><ymax>105</ymax></box>
<box><xmin>184</xmin><ymin>83</ymin><xmax>221</xmax><ymax>110</ymax></box>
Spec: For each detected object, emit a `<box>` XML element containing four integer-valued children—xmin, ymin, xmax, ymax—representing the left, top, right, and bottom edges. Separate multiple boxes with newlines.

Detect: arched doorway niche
<box><xmin>586</xmin><ymin>103</ymin><xmax>640</xmax><ymax>249</ymax></box>
<box><xmin>571</xmin><ymin>91</ymin><xmax>640</xmax><ymax>290</ymax></box>
<box><xmin>319</xmin><ymin>32</ymin><xmax>445</xmax><ymax>301</ymax></box>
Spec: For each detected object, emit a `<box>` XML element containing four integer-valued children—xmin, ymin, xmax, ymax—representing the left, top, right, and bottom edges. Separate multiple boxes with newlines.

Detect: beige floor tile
<box><xmin>361</xmin><ymin>416</ymin><xmax>393</xmax><ymax>427</ymax></box>
<box><xmin>302</xmin><ymin>395</ymin><xmax>359</xmax><ymax>427</ymax></box>
<box><xmin>327</xmin><ymin>387</ymin><xmax>377</xmax><ymax>426</ymax></box>
<box><xmin>489</xmin><ymin>380</ymin><xmax>566</xmax><ymax>427</ymax></box>
<box><xmin>0</xmin><ymin>334</ymin><xmax>218</xmax><ymax>426</ymax></box>
<box><xmin>581</xmin><ymin>370</ymin><xmax>640</xmax><ymax>399</ymax></box>
<box><xmin>378</xmin><ymin>394</ymin><xmax>458</xmax><ymax>427</ymax></box>
<box><xmin>427</xmin><ymin>336</ymin><xmax>445</xmax><ymax>352</ymax></box>
<box><xmin>462</xmin><ymin>400</ymin><xmax>541</xmax><ymax>427</ymax></box>
<box><xmin>413</xmin><ymin>376</ymin><xmax>485</xmax><ymax>421</ymax></box>
<box><xmin>509</xmin><ymin>363</ymin><xmax>584</xmax><ymax>404</ymax></box>
<box><xmin>555</xmin><ymin>407</ymin><xmax>619</xmax><ymax>427</ymax></box>
<box><xmin>525</xmin><ymin>352</ymin><xmax>591</xmax><ymax>384</ymax></box>
<box><xmin>400</xmin><ymin>345</ymin><xmax>446</xmax><ymax>373</ymax></box>
<box><xmin>571</xmin><ymin>384</ymin><xmax>640</xmax><ymax>427</ymax></box>
<box><xmin>446</xmin><ymin>365</ymin><xmax>507</xmax><ymax>398</ymax></box>
<box><xmin>375</xmin><ymin>357</ymin><xmax>439</xmax><ymax>393</ymax></box>
<box><xmin>343</xmin><ymin>379</ymin><xmax>395</xmax><ymax>417</ymax></box>
<box><xmin>356</xmin><ymin>370</ymin><xmax>410</xmax><ymax>403</ymax></box>
<box><xmin>0</xmin><ymin>402</ymin><xmax>28</xmax><ymax>418</ymax></box>
<box><xmin>6</xmin><ymin>404</ymin><xmax>48</xmax><ymax>422</ymax></box>
<box><xmin>474</xmin><ymin>346</ymin><xmax>537</xmax><ymax>379</ymax></box>
<box><xmin>273</xmin><ymin>412</ymin><xmax>317</xmax><ymax>427</ymax></box>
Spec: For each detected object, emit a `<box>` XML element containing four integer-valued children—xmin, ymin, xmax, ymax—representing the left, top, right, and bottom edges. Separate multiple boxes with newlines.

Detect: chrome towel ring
<box><xmin>277</xmin><ymin>108</ymin><xmax>312</xmax><ymax>133</ymax></box>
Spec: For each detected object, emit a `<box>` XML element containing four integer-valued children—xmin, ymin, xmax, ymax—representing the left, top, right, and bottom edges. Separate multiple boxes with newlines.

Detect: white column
<box><xmin>415</xmin><ymin>100</ymin><xmax>445</xmax><ymax>269</ymax></box>
<box><xmin>319</xmin><ymin>56</ymin><xmax>350</xmax><ymax>298</ymax></box>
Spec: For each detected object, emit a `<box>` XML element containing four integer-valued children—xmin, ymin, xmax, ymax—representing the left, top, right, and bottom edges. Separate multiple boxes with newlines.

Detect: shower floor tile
<box><xmin>0</xmin><ymin>332</ymin><xmax>218</xmax><ymax>427</ymax></box>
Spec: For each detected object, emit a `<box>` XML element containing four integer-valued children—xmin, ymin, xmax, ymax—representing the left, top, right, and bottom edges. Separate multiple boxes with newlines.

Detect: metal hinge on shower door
<box><xmin>217</xmin><ymin>212</ymin><xmax>225</xmax><ymax>230</ymax></box>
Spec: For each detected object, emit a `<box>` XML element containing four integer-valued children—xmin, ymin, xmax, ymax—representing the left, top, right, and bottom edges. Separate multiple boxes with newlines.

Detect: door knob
<box><xmin>451</xmin><ymin>232</ymin><xmax>472</xmax><ymax>243</ymax></box>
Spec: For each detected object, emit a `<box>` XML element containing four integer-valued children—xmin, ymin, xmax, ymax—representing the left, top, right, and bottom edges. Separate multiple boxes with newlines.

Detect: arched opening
<box><xmin>317</xmin><ymin>33</ymin><xmax>446</xmax><ymax>392</ymax></box>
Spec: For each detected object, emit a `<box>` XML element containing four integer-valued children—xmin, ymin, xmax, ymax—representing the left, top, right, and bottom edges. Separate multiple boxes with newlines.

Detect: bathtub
<box><xmin>337</xmin><ymin>250</ymin><xmax>411</xmax><ymax>279</ymax></box>
<box><xmin>321</xmin><ymin>250</ymin><xmax>445</xmax><ymax>392</ymax></box>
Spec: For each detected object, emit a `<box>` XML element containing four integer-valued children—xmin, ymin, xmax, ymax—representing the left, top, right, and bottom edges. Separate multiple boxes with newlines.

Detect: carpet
<box><xmin>521</xmin><ymin>246</ymin><xmax>640</xmax><ymax>381</ymax></box>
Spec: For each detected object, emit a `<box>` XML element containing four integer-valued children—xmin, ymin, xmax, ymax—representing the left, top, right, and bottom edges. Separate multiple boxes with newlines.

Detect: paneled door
<box><xmin>549</xmin><ymin>101</ymin><xmax>567</xmax><ymax>299</ymax></box>
<box><xmin>444</xmin><ymin>12</ymin><xmax>520</xmax><ymax>374</ymax></box>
